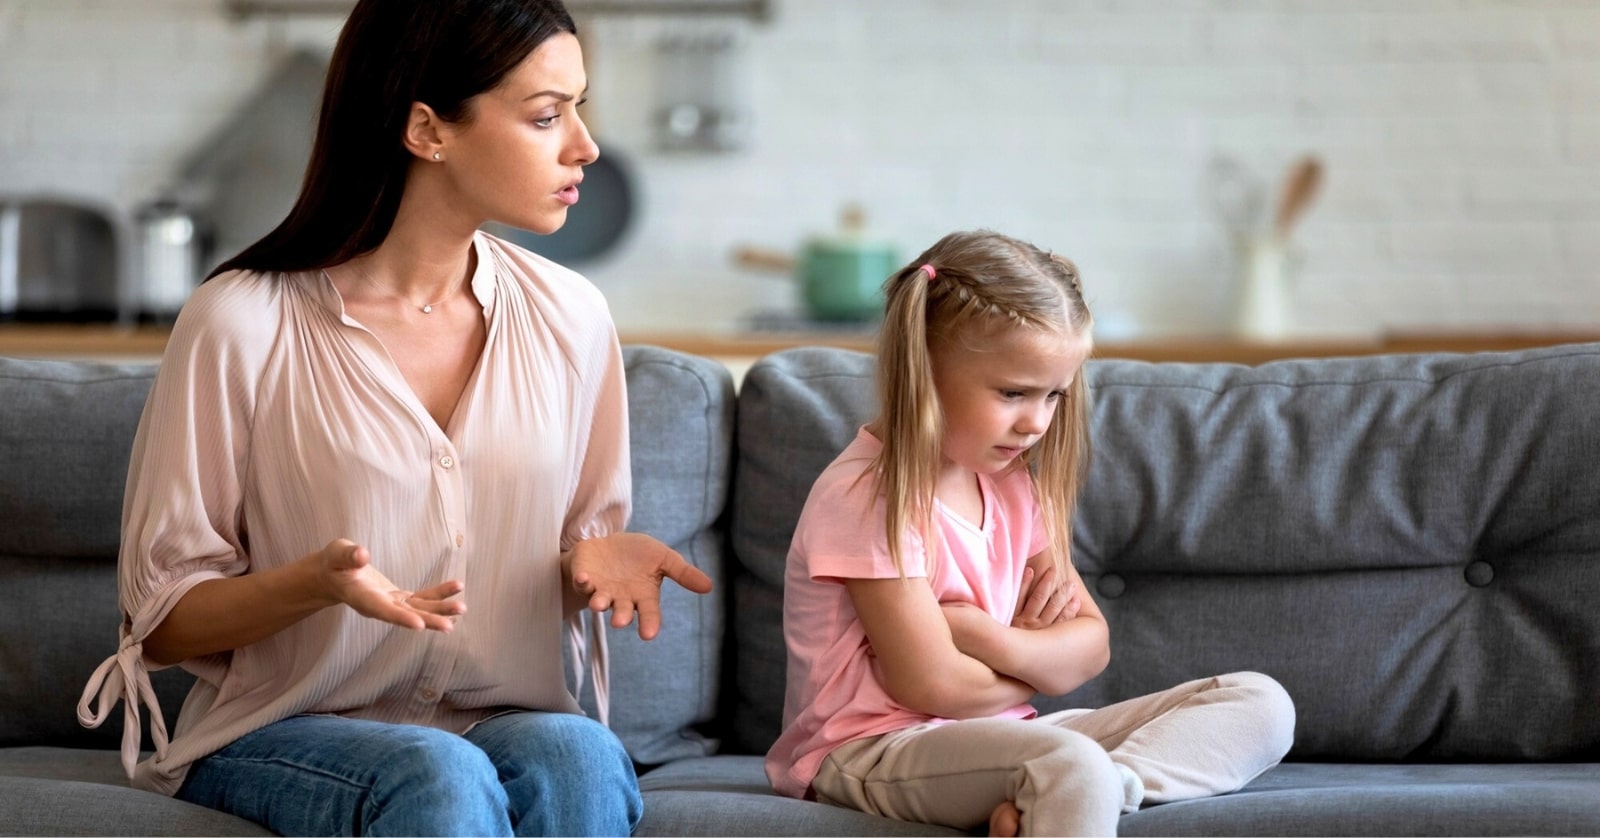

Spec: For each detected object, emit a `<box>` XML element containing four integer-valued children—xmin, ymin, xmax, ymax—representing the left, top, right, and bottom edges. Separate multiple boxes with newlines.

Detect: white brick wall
<box><xmin>2</xmin><ymin>0</ymin><xmax>1597</xmax><ymax>338</ymax></box>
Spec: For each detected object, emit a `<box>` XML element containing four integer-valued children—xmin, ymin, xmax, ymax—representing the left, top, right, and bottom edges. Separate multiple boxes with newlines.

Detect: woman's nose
<box><xmin>568</xmin><ymin>116</ymin><xmax>600</xmax><ymax>167</ymax></box>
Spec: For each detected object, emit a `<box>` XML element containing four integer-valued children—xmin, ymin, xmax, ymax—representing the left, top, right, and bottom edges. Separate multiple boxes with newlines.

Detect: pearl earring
<box><xmin>432</xmin><ymin>152</ymin><xmax>442</xmax><ymax>161</ymax></box>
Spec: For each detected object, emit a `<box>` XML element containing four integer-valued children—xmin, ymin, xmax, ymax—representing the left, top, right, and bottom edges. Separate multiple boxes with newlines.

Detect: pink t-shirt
<box><xmin>765</xmin><ymin>427</ymin><xmax>1048</xmax><ymax>799</ymax></box>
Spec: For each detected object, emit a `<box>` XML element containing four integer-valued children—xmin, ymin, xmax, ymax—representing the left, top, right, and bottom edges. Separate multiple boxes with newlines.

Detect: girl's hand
<box><xmin>316</xmin><ymin>538</ymin><xmax>465</xmax><ymax>632</ymax></box>
<box><xmin>1012</xmin><ymin>564</ymin><xmax>1080</xmax><ymax>631</ymax></box>
<box><xmin>568</xmin><ymin>532</ymin><xmax>714</xmax><ymax>640</ymax></box>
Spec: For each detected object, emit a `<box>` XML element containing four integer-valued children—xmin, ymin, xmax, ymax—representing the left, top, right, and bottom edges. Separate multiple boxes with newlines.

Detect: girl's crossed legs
<box><xmin>812</xmin><ymin>671</ymin><xmax>1295</xmax><ymax>836</ymax></box>
<box><xmin>176</xmin><ymin>711</ymin><xmax>642</xmax><ymax>836</ymax></box>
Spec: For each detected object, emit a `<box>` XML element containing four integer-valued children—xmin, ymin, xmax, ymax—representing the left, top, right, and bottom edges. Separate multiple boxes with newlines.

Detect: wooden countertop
<box><xmin>1</xmin><ymin>323</ymin><xmax>1596</xmax><ymax>364</ymax></box>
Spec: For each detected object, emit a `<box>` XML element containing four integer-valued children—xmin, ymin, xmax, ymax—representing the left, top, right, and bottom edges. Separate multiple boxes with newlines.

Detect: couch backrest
<box><xmin>727</xmin><ymin>344</ymin><xmax>1600</xmax><ymax>762</ymax></box>
<box><xmin>0</xmin><ymin>358</ymin><xmax>182</xmax><ymax>750</ymax></box>
<box><xmin>570</xmin><ymin>346</ymin><xmax>735</xmax><ymax>766</ymax></box>
<box><xmin>0</xmin><ymin>347</ymin><xmax>736</xmax><ymax>768</ymax></box>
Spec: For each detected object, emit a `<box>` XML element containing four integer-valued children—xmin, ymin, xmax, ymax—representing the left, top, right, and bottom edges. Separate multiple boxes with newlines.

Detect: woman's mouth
<box><xmin>556</xmin><ymin>185</ymin><xmax>580</xmax><ymax>206</ymax></box>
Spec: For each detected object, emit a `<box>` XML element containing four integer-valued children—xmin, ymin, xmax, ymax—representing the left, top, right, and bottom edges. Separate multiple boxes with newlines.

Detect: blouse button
<box><xmin>455</xmin><ymin>533</ymin><xmax>465</xmax><ymax>548</ymax></box>
<box><xmin>420</xmin><ymin>688</ymin><xmax>437</xmax><ymax>700</ymax></box>
<box><xmin>438</xmin><ymin>455</ymin><xmax>455</xmax><ymax>469</ymax></box>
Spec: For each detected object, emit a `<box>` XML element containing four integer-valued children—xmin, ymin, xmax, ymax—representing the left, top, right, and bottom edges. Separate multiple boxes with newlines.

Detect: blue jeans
<box><xmin>175</xmin><ymin>712</ymin><xmax>642</xmax><ymax>836</ymax></box>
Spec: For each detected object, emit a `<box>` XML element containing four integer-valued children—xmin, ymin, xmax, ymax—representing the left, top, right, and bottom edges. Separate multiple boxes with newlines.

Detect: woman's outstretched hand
<box><xmin>567</xmin><ymin>532</ymin><xmax>714</xmax><ymax>640</ymax></box>
<box><xmin>317</xmin><ymin>538</ymin><xmax>465</xmax><ymax>632</ymax></box>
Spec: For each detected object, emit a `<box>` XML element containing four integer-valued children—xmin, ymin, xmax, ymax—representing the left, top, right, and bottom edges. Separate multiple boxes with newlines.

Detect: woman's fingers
<box><xmin>412</xmin><ymin>579</ymin><xmax>465</xmax><ymax>603</ymax></box>
<box><xmin>634</xmin><ymin>597</ymin><xmax>664</xmax><ymax>641</ymax></box>
<box><xmin>663</xmin><ymin>556</ymin><xmax>714</xmax><ymax>594</ymax></box>
<box><xmin>406</xmin><ymin>595</ymin><xmax>466</xmax><ymax>618</ymax></box>
<box><xmin>609</xmin><ymin>597</ymin><xmax>637</xmax><ymax>631</ymax></box>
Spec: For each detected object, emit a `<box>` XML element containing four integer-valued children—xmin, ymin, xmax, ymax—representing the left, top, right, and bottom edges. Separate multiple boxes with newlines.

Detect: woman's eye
<box><xmin>533</xmin><ymin>116</ymin><xmax>558</xmax><ymax>128</ymax></box>
<box><xmin>1001</xmin><ymin>390</ymin><xmax>1025</xmax><ymax>399</ymax></box>
<box><xmin>1047</xmin><ymin>391</ymin><xmax>1064</xmax><ymax>402</ymax></box>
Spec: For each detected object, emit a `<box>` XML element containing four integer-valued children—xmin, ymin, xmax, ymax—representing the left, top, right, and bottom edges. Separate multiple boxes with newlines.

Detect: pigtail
<box><xmin>1030</xmin><ymin>354</ymin><xmax>1092</xmax><ymax>580</ymax></box>
<box><xmin>1030</xmin><ymin>251</ymin><xmax>1093</xmax><ymax>579</ymax></box>
<box><xmin>871</xmin><ymin>263</ymin><xmax>944</xmax><ymax>579</ymax></box>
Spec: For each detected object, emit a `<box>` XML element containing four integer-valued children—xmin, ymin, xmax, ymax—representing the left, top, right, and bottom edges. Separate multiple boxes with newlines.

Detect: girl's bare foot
<box><xmin>988</xmin><ymin>799</ymin><xmax>1021</xmax><ymax>837</ymax></box>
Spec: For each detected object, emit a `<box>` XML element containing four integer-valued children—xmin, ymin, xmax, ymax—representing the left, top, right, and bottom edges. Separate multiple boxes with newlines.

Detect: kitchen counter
<box><xmin>1</xmin><ymin>323</ymin><xmax>1596</xmax><ymax>367</ymax></box>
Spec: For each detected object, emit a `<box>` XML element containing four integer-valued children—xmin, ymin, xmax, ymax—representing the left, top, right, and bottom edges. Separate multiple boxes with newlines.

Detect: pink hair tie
<box><xmin>918</xmin><ymin>264</ymin><xmax>937</xmax><ymax>280</ymax></box>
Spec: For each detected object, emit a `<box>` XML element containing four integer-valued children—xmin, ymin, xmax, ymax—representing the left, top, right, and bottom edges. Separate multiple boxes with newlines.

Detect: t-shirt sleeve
<box><xmin>793</xmin><ymin>460</ymin><xmax>927</xmax><ymax>583</ymax></box>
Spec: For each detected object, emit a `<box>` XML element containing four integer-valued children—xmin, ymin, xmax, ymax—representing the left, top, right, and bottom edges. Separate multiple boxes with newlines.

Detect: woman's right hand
<box><xmin>314</xmin><ymin>538</ymin><xmax>465</xmax><ymax>632</ymax></box>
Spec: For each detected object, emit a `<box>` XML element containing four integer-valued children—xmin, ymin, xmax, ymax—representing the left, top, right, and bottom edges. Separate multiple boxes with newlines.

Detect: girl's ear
<box><xmin>402</xmin><ymin>102</ymin><xmax>448</xmax><ymax>162</ymax></box>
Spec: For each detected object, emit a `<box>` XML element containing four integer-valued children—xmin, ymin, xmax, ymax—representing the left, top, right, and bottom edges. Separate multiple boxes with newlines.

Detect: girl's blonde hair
<box><xmin>870</xmin><ymin>229</ymin><xmax>1093</xmax><ymax>580</ymax></box>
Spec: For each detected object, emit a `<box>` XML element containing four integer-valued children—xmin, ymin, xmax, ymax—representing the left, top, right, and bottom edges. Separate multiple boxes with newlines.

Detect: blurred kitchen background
<box><xmin>1</xmin><ymin>0</ymin><xmax>1598</xmax><ymax>344</ymax></box>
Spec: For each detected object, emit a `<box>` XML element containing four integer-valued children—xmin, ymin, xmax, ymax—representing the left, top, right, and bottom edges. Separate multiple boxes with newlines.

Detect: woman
<box><xmin>76</xmin><ymin>1</ymin><xmax>710</xmax><ymax>834</ymax></box>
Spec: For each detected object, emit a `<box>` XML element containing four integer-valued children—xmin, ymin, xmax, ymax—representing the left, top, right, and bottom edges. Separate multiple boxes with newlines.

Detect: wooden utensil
<box><xmin>1273</xmin><ymin>155</ymin><xmax>1324</xmax><ymax>241</ymax></box>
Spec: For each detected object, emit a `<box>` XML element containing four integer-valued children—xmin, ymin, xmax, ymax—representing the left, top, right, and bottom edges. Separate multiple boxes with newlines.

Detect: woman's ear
<box><xmin>402</xmin><ymin>102</ymin><xmax>447</xmax><ymax>162</ymax></box>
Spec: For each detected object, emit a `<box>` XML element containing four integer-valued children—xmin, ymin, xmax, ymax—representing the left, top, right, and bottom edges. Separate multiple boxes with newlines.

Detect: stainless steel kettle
<box><xmin>133</xmin><ymin>199</ymin><xmax>207</xmax><ymax>323</ymax></box>
<box><xmin>0</xmin><ymin>198</ymin><xmax>119</xmax><ymax>322</ymax></box>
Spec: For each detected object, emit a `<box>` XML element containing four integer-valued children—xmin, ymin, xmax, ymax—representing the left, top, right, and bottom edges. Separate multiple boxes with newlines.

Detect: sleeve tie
<box><xmin>76</xmin><ymin>628</ymin><xmax>171</xmax><ymax>780</ymax></box>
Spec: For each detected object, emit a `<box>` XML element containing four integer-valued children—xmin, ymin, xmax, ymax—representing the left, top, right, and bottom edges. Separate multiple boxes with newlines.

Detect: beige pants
<box><xmin>810</xmin><ymin>671</ymin><xmax>1295</xmax><ymax>837</ymax></box>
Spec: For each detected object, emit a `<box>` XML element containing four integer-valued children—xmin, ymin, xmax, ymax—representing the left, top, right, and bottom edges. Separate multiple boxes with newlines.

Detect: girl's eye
<box><xmin>1001</xmin><ymin>390</ymin><xmax>1025</xmax><ymax>400</ymax></box>
<box><xmin>1047</xmin><ymin>391</ymin><xmax>1064</xmax><ymax>402</ymax></box>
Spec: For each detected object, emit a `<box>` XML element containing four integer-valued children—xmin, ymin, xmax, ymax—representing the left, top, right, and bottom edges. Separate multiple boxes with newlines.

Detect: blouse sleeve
<box><xmin>76</xmin><ymin>277</ymin><xmax>272</xmax><ymax>779</ymax></box>
<box><xmin>559</xmin><ymin>323</ymin><xmax>630</xmax><ymax>550</ymax></box>
<box><xmin>557</xmin><ymin>316</ymin><xmax>631</xmax><ymax>727</ymax></box>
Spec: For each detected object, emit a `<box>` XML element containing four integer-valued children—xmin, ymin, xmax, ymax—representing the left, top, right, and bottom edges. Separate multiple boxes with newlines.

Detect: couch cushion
<box><xmin>728</xmin><ymin>347</ymin><xmax>877</xmax><ymax>754</ymax></box>
<box><xmin>0</xmin><ymin>358</ymin><xmax>190</xmax><ymax>750</ymax></box>
<box><xmin>727</xmin><ymin>344</ymin><xmax>1600</xmax><ymax>762</ymax></box>
<box><xmin>0</xmin><ymin>358</ymin><xmax>151</xmax><ymax>559</ymax></box>
<box><xmin>0</xmin><ymin>348</ymin><xmax>734</xmax><ymax>768</ymax></box>
<box><xmin>636</xmin><ymin>755</ymin><xmax>964</xmax><ymax>837</ymax></box>
<box><xmin>568</xmin><ymin>346</ymin><xmax>735</xmax><ymax>765</ymax></box>
<box><xmin>1119</xmin><ymin>762</ymin><xmax>1600</xmax><ymax>836</ymax></box>
<box><xmin>0</xmin><ymin>774</ymin><xmax>271</xmax><ymax>836</ymax></box>
<box><xmin>640</xmin><ymin>755</ymin><xmax>1600</xmax><ymax>837</ymax></box>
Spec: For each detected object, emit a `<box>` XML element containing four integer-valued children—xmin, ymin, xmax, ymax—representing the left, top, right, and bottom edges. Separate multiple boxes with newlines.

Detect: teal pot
<box><xmin>798</xmin><ymin>236</ymin><xmax>897</xmax><ymax>322</ymax></box>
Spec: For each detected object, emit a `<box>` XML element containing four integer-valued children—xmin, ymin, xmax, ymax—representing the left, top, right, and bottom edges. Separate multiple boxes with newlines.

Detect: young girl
<box><xmin>765</xmin><ymin>230</ymin><xmax>1295</xmax><ymax>836</ymax></box>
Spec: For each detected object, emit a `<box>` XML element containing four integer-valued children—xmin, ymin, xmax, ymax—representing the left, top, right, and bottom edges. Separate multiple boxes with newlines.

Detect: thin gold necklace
<box><xmin>350</xmin><ymin>266</ymin><xmax>456</xmax><ymax>314</ymax></box>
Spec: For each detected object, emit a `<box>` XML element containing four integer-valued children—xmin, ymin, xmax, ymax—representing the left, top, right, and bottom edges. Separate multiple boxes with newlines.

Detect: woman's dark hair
<box><xmin>208</xmin><ymin>0</ymin><xmax>576</xmax><ymax>278</ymax></box>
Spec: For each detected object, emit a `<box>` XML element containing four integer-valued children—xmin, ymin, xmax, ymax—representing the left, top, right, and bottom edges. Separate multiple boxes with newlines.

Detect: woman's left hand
<box><xmin>567</xmin><ymin>532</ymin><xmax>714</xmax><ymax>640</ymax></box>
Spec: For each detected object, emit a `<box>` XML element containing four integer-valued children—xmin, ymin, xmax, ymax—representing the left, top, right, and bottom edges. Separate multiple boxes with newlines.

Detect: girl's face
<box><xmin>932</xmin><ymin>324</ymin><xmax>1091</xmax><ymax>478</ymax></box>
<box><xmin>438</xmin><ymin>32</ymin><xmax>599</xmax><ymax>234</ymax></box>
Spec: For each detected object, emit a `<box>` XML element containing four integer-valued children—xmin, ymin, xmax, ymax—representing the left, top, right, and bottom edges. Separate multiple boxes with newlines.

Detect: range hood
<box><xmin>226</xmin><ymin>0</ymin><xmax>770</xmax><ymax>19</ymax></box>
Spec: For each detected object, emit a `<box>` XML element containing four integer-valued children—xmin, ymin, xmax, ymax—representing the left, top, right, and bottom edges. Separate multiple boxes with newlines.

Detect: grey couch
<box><xmin>3</xmin><ymin>343</ymin><xmax>1598</xmax><ymax>836</ymax></box>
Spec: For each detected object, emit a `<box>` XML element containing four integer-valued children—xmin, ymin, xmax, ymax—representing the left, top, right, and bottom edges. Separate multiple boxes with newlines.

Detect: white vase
<box><xmin>1234</xmin><ymin>237</ymin><xmax>1294</xmax><ymax>341</ymax></box>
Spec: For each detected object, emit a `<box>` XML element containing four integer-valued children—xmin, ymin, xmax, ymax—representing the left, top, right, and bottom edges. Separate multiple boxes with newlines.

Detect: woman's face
<box><xmin>440</xmin><ymin>31</ymin><xmax>599</xmax><ymax>235</ymax></box>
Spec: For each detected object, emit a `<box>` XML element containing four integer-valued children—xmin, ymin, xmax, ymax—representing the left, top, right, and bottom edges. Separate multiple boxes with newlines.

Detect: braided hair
<box><xmin>868</xmin><ymin>230</ymin><xmax>1093</xmax><ymax>580</ymax></box>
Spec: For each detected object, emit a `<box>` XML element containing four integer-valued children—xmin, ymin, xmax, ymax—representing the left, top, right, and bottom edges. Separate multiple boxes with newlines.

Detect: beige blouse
<box><xmin>77</xmin><ymin>232</ymin><xmax>628</xmax><ymax>796</ymax></box>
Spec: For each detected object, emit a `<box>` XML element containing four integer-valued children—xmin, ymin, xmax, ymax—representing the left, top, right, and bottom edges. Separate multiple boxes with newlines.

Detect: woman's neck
<box><xmin>358</xmin><ymin>180</ymin><xmax>481</xmax><ymax>299</ymax></box>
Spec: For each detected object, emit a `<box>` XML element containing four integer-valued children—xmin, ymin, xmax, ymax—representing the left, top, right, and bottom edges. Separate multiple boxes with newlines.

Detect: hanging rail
<box><xmin>225</xmin><ymin>0</ymin><xmax>770</xmax><ymax>21</ymax></box>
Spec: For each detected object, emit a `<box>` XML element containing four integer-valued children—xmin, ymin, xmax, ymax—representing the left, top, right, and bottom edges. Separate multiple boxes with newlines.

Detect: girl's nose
<box><xmin>1017</xmin><ymin>403</ymin><xmax>1052</xmax><ymax>435</ymax></box>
